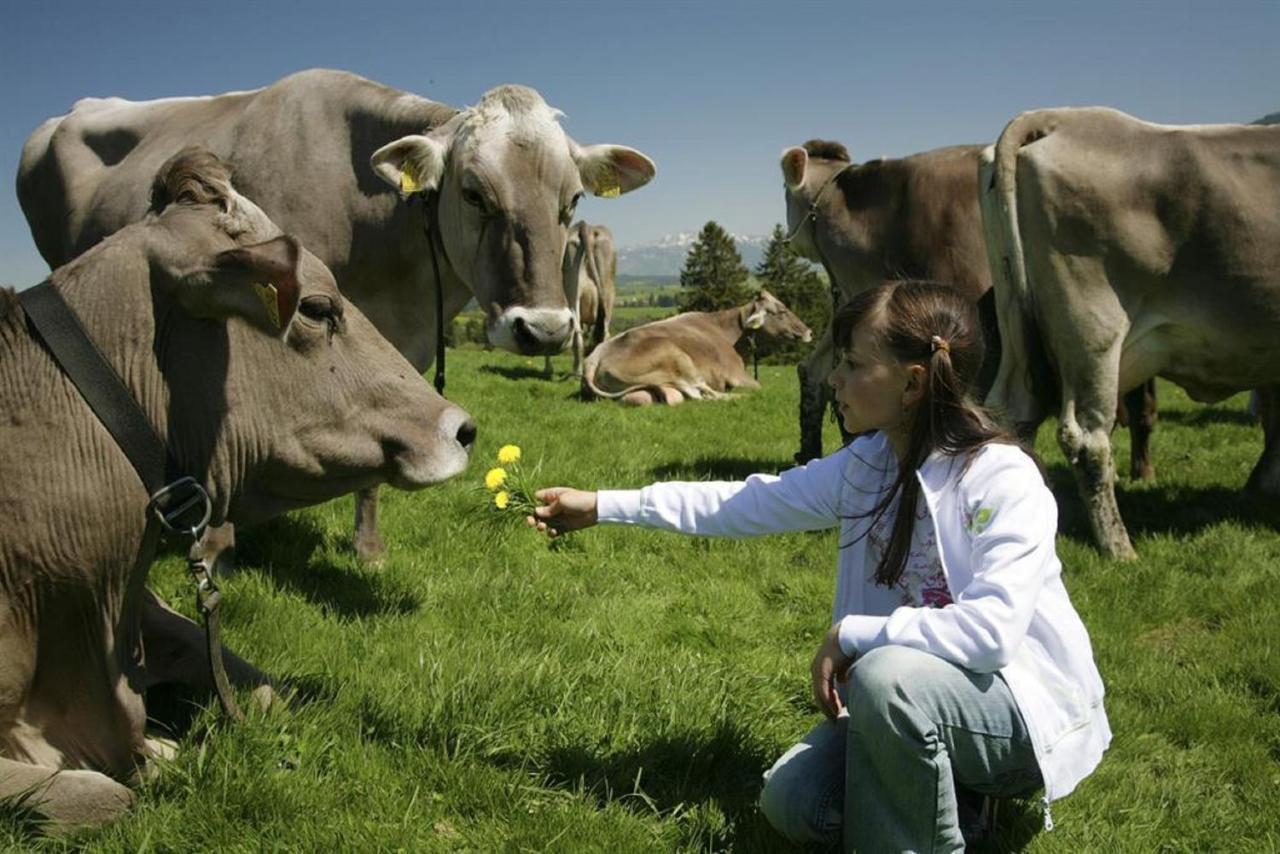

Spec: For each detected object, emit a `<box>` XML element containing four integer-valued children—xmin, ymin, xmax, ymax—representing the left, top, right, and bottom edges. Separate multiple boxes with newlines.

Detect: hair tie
<box><xmin>930</xmin><ymin>335</ymin><xmax>950</xmax><ymax>355</ymax></box>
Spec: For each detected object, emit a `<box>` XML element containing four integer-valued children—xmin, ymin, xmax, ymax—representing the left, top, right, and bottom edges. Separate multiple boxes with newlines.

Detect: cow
<box><xmin>779</xmin><ymin>140</ymin><xmax>1000</xmax><ymax>463</ymax></box>
<box><xmin>0</xmin><ymin>148</ymin><xmax>475</xmax><ymax>830</ymax></box>
<box><xmin>780</xmin><ymin>139</ymin><xmax>1159</xmax><ymax>478</ymax></box>
<box><xmin>982</xmin><ymin>106</ymin><xmax>1280</xmax><ymax>559</ymax></box>
<box><xmin>556</xmin><ymin>220</ymin><xmax>617</xmax><ymax>376</ymax></box>
<box><xmin>581</xmin><ymin>290</ymin><xmax>811</xmax><ymax>405</ymax></box>
<box><xmin>17</xmin><ymin>68</ymin><xmax>655</xmax><ymax>567</ymax></box>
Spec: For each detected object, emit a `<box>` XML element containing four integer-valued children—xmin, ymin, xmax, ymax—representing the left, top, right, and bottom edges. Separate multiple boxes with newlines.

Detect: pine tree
<box><xmin>754</xmin><ymin>223</ymin><xmax>831</xmax><ymax>361</ymax></box>
<box><xmin>678</xmin><ymin>221</ymin><xmax>751</xmax><ymax>312</ymax></box>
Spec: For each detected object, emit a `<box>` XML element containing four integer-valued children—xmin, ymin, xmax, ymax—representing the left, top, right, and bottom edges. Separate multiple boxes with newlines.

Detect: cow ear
<box><xmin>371</xmin><ymin>135</ymin><xmax>447</xmax><ymax>196</ymax></box>
<box><xmin>744</xmin><ymin>307</ymin><xmax>767</xmax><ymax>330</ymax></box>
<box><xmin>574</xmin><ymin>144</ymin><xmax>656</xmax><ymax>198</ymax></box>
<box><xmin>781</xmin><ymin>147</ymin><xmax>808</xmax><ymax>191</ymax></box>
<box><xmin>193</xmin><ymin>235</ymin><xmax>302</xmax><ymax>334</ymax></box>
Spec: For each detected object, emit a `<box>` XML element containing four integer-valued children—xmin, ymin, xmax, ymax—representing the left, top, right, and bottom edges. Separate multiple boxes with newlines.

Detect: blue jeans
<box><xmin>759</xmin><ymin>646</ymin><xmax>1042</xmax><ymax>852</ymax></box>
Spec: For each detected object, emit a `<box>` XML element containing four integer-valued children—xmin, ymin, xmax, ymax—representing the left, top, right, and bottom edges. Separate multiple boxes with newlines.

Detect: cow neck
<box><xmin>413</xmin><ymin>191</ymin><xmax>449</xmax><ymax>396</ymax></box>
<box><xmin>42</xmin><ymin>257</ymin><xmax>233</xmax><ymax>520</ymax></box>
<box><xmin>21</xmin><ymin>269</ymin><xmax>243</xmax><ymax>722</ymax></box>
<box><xmin>709</xmin><ymin>305</ymin><xmax>754</xmax><ymax>346</ymax></box>
<box><xmin>788</xmin><ymin>162</ymin><xmax>855</xmax><ymax>305</ymax></box>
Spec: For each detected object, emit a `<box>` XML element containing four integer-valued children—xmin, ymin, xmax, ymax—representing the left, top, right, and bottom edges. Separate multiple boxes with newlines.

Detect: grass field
<box><xmin>4</xmin><ymin>348</ymin><xmax>1279</xmax><ymax>851</ymax></box>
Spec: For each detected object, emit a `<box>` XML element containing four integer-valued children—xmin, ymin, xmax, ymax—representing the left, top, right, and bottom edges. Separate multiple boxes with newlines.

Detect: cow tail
<box><xmin>581</xmin><ymin>224</ymin><xmax>606</xmax><ymax>348</ymax></box>
<box><xmin>982</xmin><ymin>111</ymin><xmax>1057</xmax><ymax>433</ymax></box>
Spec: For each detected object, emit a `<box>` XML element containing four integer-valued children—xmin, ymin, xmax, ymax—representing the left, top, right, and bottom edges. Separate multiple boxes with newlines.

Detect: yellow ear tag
<box><xmin>595</xmin><ymin>166</ymin><xmax>621</xmax><ymax>198</ymax></box>
<box><xmin>253</xmin><ymin>282</ymin><xmax>282</xmax><ymax>330</ymax></box>
<box><xmin>400</xmin><ymin>162</ymin><xmax>423</xmax><ymax>194</ymax></box>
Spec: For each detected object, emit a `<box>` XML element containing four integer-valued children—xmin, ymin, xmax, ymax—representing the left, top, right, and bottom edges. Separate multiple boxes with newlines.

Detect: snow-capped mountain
<box><xmin>617</xmin><ymin>232</ymin><xmax>770</xmax><ymax>278</ymax></box>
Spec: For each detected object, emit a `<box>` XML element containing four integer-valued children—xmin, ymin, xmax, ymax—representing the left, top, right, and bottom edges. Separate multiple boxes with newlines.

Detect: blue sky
<box><xmin>2</xmin><ymin>0</ymin><xmax>1277</xmax><ymax>285</ymax></box>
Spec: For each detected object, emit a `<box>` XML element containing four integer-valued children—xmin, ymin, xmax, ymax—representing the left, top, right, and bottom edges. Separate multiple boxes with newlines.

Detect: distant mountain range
<box><xmin>616</xmin><ymin>232</ymin><xmax>770</xmax><ymax>278</ymax></box>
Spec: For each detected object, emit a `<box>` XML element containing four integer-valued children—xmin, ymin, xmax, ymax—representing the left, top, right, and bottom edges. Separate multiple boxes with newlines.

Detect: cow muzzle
<box><xmin>386</xmin><ymin>403</ymin><xmax>476</xmax><ymax>489</ymax></box>
<box><xmin>489</xmin><ymin>307</ymin><xmax>575</xmax><ymax>356</ymax></box>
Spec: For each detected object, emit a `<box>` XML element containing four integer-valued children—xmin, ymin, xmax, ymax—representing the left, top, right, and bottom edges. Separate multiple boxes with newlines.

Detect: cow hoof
<box><xmin>145</xmin><ymin>736</ymin><xmax>178</xmax><ymax>762</ymax></box>
<box><xmin>30</xmin><ymin>770</ymin><xmax>135</xmax><ymax>832</ymax></box>
<box><xmin>354</xmin><ymin>534</ymin><xmax>387</xmax><ymax>566</ymax></box>
<box><xmin>659</xmin><ymin>387</ymin><xmax>684</xmax><ymax>406</ymax></box>
<box><xmin>251</xmin><ymin>683</ymin><xmax>284</xmax><ymax>712</ymax></box>
<box><xmin>1131</xmin><ymin>464</ymin><xmax>1156</xmax><ymax>482</ymax></box>
<box><xmin>622</xmin><ymin>391</ymin><xmax>653</xmax><ymax>406</ymax></box>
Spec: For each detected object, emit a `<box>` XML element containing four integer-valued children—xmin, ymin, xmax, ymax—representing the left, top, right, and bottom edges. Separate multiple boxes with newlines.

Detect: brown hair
<box><xmin>149</xmin><ymin>146</ymin><xmax>234</xmax><ymax>213</ymax></box>
<box><xmin>833</xmin><ymin>280</ymin><xmax>1028</xmax><ymax>587</ymax></box>
<box><xmin>801</xmin><ymin>139</ymin><xmax>851</xmax><ymax>162</ymax></box>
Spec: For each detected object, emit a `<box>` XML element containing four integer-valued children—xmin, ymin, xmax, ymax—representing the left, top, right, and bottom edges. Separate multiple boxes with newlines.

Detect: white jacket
<box><xmin>597</xmin><ymin>432</ymin><xmax>1110</xmax><ymax>802</ymax></box>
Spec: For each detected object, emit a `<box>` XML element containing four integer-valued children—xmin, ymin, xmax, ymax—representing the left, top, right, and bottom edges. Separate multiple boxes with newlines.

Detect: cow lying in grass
<box><xmin>0</xmin><ymin>148</ymin><xmax>475</xmax><ymax>831</ymax></box>
<box><xmin>581</xmin><ymin>290</ymin><xmax>811</xmax><ymax>405</ymax></box>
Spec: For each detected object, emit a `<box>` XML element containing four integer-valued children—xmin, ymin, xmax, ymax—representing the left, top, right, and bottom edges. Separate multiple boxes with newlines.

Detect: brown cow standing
<box><xmin>582</xmin><ymin>290</ymin><xmax>811</xmax><ymax>405</ymax></box>
<box><xmin>781</xmin><ymin>139</ymin><xmax>1158</xmax><ymax>471</ymax></box>
<box><xmin>982</xmin><ymin>108</ymin><xmax>1280</xmax><ymax>558</ymax></box>
<box><xmin>0</xmin><ymin>150</ymin><xmax>474</xmax><ymax>829</ymax></box>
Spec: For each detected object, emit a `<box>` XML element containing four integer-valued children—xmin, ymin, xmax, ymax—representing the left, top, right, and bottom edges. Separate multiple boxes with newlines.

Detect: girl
<box><xmin>528</xmin><ymin>281</ymin><xmax>1109</xmax><ymax>851</ymax></box>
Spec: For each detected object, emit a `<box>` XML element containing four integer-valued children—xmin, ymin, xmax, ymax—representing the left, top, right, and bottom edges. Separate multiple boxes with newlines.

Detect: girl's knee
<box><xmin>759</xmin><ymin>728</ymin><xmax>844</xmax><ymax>845</ymax></box>
<box><xmin>848</xmin><ymin>646</ymin><xmax>935</xmax><ymax>730</ymax></box>
<box><xmin>759</xmin><ymin>768</ymin><xmax>840</xmax><ymax>845</ymax></box>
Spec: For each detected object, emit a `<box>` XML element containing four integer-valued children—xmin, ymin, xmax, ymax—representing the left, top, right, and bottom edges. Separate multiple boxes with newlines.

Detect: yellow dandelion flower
<box><xmin>484</xmin><ymin>467</ymin><xmax>507</xmax><ymax>491</ymax></box>
<box><xmin>497</xmin><ymin>444</ymin><xmax>522</xmax><ymax>465</ymax></box>
<box><xmin>494</xmin><ymin>490</ymin><xmax>510</xmax><ymax>510</ymax></box>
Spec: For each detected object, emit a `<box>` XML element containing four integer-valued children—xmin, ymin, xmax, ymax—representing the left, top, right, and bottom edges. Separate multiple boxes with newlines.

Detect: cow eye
<box><xmin>561</xmin><ymin>191</ymin><xmax>583</xmax><ymax>225</ymax></box>
<box><xmin>298</xmin><ymin>295</ymin><xmax>343</xmax><ymax>334</ymax></box>
<box><xmin>461</xmin><ymin>188</ymin><xmax>486</xmax><ymax>209</ymax></box>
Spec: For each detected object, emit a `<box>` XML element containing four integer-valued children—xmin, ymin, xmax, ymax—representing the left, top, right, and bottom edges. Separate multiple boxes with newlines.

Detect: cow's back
<box><xmin>19</xmin><ymin>70</ymin><xmax>456</xmax><ymax>307</ymax></box>
<box><xmin>826</xmin><ymin>144</ymin><xmax>991</xmax><ymax>302</ymax></box>
<box><xmin>1007</xmin><ymin>107</ymin><xmax>1280</xmax><ymax>396</ymax></box>
<box><xmin>587</xmin><ymin>312</ymin><xmax>737</xmax><ymax>391</ymax></box>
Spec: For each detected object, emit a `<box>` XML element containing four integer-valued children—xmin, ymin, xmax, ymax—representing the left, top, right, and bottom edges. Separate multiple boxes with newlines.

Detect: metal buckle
<box><xmin>149</xmin><ymin>476</ymin><xmax>212</xmax><ymax>539</ymax></box>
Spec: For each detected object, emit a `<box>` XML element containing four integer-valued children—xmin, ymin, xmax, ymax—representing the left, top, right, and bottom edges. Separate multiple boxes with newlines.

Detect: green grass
<box><xmin>4</xmin><ymin>350</ymin><xmax>1279</xmax><ymax>851</ymax></box>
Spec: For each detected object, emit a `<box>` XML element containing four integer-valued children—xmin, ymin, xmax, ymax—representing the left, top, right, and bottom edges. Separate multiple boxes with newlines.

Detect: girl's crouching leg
<box><xmin>759</xmin><ymin>715</ymin><xmax>846</xmax><ymax>845</ymax></box>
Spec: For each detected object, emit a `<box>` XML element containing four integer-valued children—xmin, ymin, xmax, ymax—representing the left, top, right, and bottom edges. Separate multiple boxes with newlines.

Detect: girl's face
<box><xmin>828</xmin><ymin>321</ymin><xmax>921</xmax><ymax>438</ymax></box>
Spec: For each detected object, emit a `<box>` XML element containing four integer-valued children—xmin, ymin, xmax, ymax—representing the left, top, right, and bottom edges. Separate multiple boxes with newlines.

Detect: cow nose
<box><xmin>497</xmin><ymin>307</ymin><xmax>574</xmax><ymax>356</ymax></box>
<box><xmin>455</xmin><ymin>417</ymin><xmax>477</xmax><ymax>451</ymax></box>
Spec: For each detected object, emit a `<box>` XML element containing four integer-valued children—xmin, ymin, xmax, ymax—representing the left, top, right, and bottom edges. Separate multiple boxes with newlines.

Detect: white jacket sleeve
<box><xmin>838</xmin><ymin>453</ymin><xmax>1057</xmax><ymax>672</ymax></box>
<box><xmin>596</xmin><ymin>448</ymin><xmax>850</xmax><ymax>537</ymax></box>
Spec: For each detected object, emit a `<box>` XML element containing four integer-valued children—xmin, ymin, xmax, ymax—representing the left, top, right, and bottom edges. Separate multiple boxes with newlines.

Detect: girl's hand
<box><xmin>527</xmin><ymin>488</ymin><xmax>598</xmax><ymax>537</ymax></box>
<box><xmin>811</xmin><ymin>622</ymin><xmax>854</xmax><ymax>721</ymax></box>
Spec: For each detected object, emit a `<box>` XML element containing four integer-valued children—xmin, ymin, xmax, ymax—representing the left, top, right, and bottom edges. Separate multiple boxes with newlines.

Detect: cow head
<box><xmin>780</xmin><ymin>139</ymin><xmax>851</xmax><ymax>261</ymax></box>
<box><xmin>371</xmin><ymin>86</ymin><xmax>655</xmax><ymax>356</ymax></box>
<box><xmin>742</xmin><ymin>290</ymin><xmax>813</xmax><ymax>343</ymax></box>
<box><xmin>140</xmin><ymin>147</ymin><xmax>475</xmax><ymax>523</ymax></box>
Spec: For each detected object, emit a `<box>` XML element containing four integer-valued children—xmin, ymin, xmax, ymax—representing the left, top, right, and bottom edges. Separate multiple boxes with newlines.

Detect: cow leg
<box><xmin>191</xmin><ymin>523</ymin><xmax>237</xmax><ymax>576</ymax></box>
<box><xmin>621</xmin><ymin>390</ymin><xmax>654</xmax><ymax>406</ymax></box>
<box><xmin>572</xmin><ymin>326</ymin><xmax>585</xmax><ymax>378</ymax></box>
<box><xmin>140</xmin><ymin>591</ymin><xmax>275</xmax><ymax>708</ymax></box>
<box><xmin>1123</xmin><ymin>379</ymin><xmax>1158</xmax><ymax>481</ymax></box>
<box><xmin>1056</xmin><ymin>349</ymin><xmax>1137</xmax><ymax>560</ymax></box>
<box><xmin>352</xmin><ymin>486</ymin><xmax>385</xmax><ymax>564</ymax></box>
<box><xmin>543</xmin><ymin>355</ymin><xmax>553</xmax><ymax>378</ymax></box>
<box><xmin>796</xmin><ymin>327</ymin><xmax>836</xmax><ymax>464</ymax></box>
<box><xmin>0</xmin><ymin>758</ymin><xmax>133</xmax><ymax>833</ymax></box>
<box><xmin>1245</xmin><ymin>385</ymin><xmax>1280</xmax><ymax>496</ymax></box>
